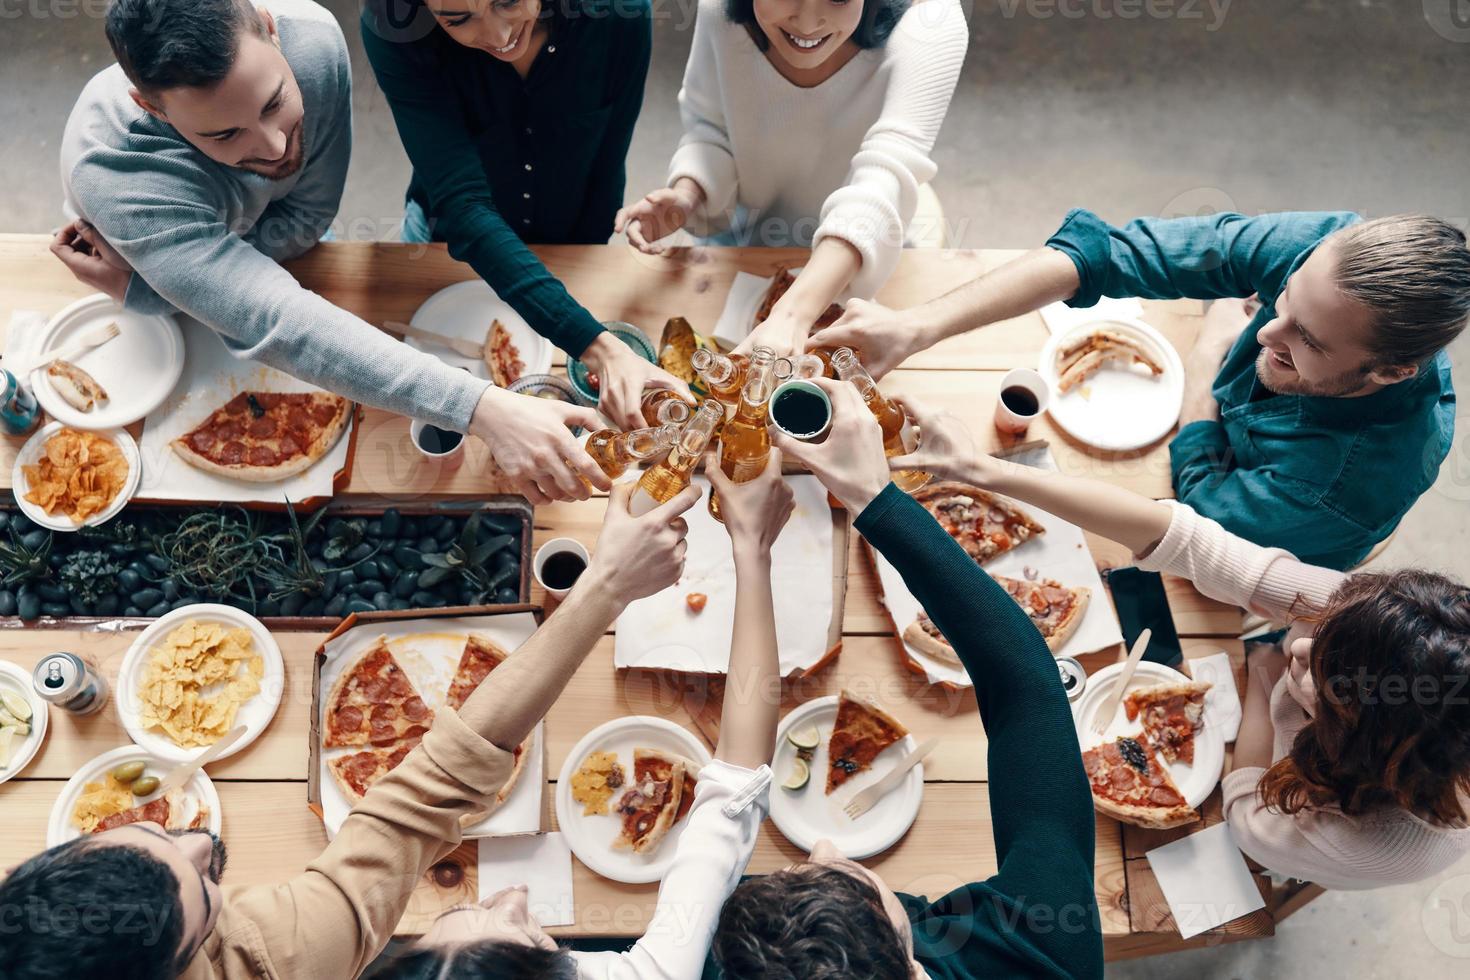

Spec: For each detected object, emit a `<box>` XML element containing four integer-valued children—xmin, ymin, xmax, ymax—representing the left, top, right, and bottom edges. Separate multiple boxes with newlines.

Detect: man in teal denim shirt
<box><xmin>808</xmin><ymin>210</ymin><xmax>1470</xmax><ymax>570</ymax></box>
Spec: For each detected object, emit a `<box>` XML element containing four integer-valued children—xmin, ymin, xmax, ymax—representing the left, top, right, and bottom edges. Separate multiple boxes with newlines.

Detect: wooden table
<box><xmin>0</xmin><ymin>236</ymin><xmax>1306</xmax><ymax>961</ymax></box>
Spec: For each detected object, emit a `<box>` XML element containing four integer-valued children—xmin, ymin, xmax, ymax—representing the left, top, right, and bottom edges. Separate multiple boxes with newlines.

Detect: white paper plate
<box><xmin>116</xmin><ymin>604</ymin><xmax>284</xmax><ymax>765</ymax></box>
<box><xmin>31</xmin><ymin>293</ymin><xmax>185</xmax><ymax>429</ymax></box>
<box><xmin>407</xmin><ymin>280</ymin><xmax>551</xmax><ymax>383</ymax></box>
<box><xmin>0</xmin><ymin>660</ymin><xmax>47</xmax><ymax>783</ymax></box>
<box><xmin>555</xmin><ymin>715</ymin><xmax>713</xmax><ymax>883</ymax></box>
<box><xmin>1038</xmin><ymin>319</ymin><xmax>1185</xmax><ymax>451</ymax></box>
<box><xmin>1071</xmin><ymin>661</ymin><xmax>1224</xmax><ymax>809</ymax></box>
<box><xmin>768</xmin><ymin>696</ymin><xmax>923</xmax><ymax>859</ymax></box>
<box><xmin>12</xmin><ymin>422</ymin><xmax>142</xmax><ymax>531</ymax></box>
<box><xmin>47</xmin><ymin>744</ymin><xmax>222</xmax><ymax>847</ymax></box>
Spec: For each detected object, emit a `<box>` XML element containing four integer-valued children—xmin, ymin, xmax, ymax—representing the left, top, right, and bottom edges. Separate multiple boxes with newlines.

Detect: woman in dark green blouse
<box><xmin>361</xmin><ymin>0</ymin><xmax>688</xmax><ymax>429</ymax></box>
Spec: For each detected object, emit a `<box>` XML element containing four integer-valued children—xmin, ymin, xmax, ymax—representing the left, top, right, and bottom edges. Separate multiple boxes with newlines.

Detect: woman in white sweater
<box><xmin>368</xmin><ymin>453</ymin><xmax>793</xmax><ymax>979</ymax></box>
<box><xmin>616</xmin><ymin>0</ymin><xmax>968</xmax><ymax>355</ymax></box>
<box><xmin>893</xmin><ymin>398</ymin><xmax>1470</xmax><ymax>890</ymax></box>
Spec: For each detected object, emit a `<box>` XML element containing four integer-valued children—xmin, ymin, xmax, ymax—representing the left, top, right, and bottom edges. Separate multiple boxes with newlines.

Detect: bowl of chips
<box><xmin>12</xmin><ymin>422</ymin><xmax>140</xmax><ymax>532</ymax></box>
<box><xmin>117</xmin><ymin>604</ymin><xmax>284</xmax><ymax>764</ymax></box>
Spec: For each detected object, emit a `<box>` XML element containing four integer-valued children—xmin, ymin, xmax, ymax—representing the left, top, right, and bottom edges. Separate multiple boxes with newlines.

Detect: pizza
<box><xmin>93</xmin><ymin>790</ymin><xmax>210</xmax><ymax>834</ymax></box>
<box><xmin>484</xmin><ymin>320</ymin><xmax>525</xmax><ymax>388</ymax></box>
<box><xmin>914</xmin><ymin>483</ymin><xmax>1045</xmax><ymax>565</ymax></box>
<box><xmin>1124</xmin><ymin>680</ymin><xmax>1213</xmax><ymax>765</ymax></box>
<box><xmin>322</xmin><ymin>637</ymin><xmax>434</xmax><ymax>749</ymax></box>
<box><xmin>903</xmin><ymin>576</ymin><xmax>1090</xmax><ymax>664</ymax></box>
<box><xmin>172</xmin><ymin>391</ymin><xmax>351</xmax><ymax>482</ymax></box>
<box><xmin>1055</xmin><ymin>328</ymin><xmax>1164</xmax><ymax>394</ymax></box>
<box><xmin>755</xmin><ymin>268</ymin><xmax>844</xmax><ymax>329</ymax></box>
<box><xmin>612</xmin><ymin>748</ymin><xmax>700</xmax><ymax>853</ymax></box>
<box><xmin>327</xmin><ymin>737</ymin><xmax>421</xmax><ymax>805</ymax></box>
<box><xmin>1081</xmin><ymin>735</ymin><xmax>1197</xmax><ymax>829</ymax></box>
<box><xmin>445</xmin><ymin>634</ymin><xmax>531</xmax><ymax>809</ymax></box>
<box><xmin>826</xmin><ymin>690</ymin><xmax>909</xmax><ymax>794</ymax></box>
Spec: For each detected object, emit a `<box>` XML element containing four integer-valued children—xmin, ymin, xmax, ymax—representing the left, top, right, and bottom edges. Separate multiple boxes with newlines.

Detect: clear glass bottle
<box><xmin>630</xmin><ymin>400</ymin><xmax>726</xmax><ymax>516</ymax></box>
<box><xmin>708</xmin><ymin>347</ymin><xmax>778</xmax><ymax>522</ymax></box>
<box><xmin>583</xmin><ymin>424</ymin><xmax>680</xmax><ymax>485</ymax></box>
<box><xmin>830</xmin><ymin>347</ymin><xmax>931</xmax><ymax>493</ymax></box>
<box><xmin>691</xmin><ymin>349</ymin><xmax>749</xmax><ymax>406</ymax></box>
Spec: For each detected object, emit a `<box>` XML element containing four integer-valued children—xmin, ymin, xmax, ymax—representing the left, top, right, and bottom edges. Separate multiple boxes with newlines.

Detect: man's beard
<box><xmin>170</xmin><ymin>829</ymin><xmax>228</xmax><ymax>883</ymax></box>
<box><xmin>240</xmin><ymin>123</ymin><xmax>303</xmax><ymax>181</ymax></box>
<box><xmin>1254</xmin><ymin>349</ymin><xmax>1374</xmax><ymax>398</ymax></box>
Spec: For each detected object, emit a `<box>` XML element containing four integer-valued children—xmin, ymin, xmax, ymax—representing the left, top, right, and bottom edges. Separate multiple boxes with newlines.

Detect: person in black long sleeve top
<box><xmin>710</xmin><ymin>379</ymin><xmax>1103</xmax><ymax>980</ymax></box>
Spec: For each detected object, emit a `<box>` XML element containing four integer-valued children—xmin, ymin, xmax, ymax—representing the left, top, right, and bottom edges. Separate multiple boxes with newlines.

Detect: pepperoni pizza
<box><xmin>826</xmin><ymin>690</ymin><xmax>909</xmax><ymax>794</ymax></box>
<box><xmin>1124</xmin><ymin>680</ymin><xmax>1213</xmax><ymax>765</ymax></box>
<box><xmin>172</xmin><ymin>391</ymin><xmax>351</xmax><ymax>482</ymax></box>
<box><xmin>1080</xmin><ymin>735</ymin><xmax>1197</xmax><ymax>829</ymax></box>
<box><xmin>912</xmin><ymin>483</ymin><xmax>1045</xmax><ymax>564</ymax></box>
<box><xmin>322</xmin><ymin>637</ymin><xmax>434</xmax><ymax>749</ymax></box>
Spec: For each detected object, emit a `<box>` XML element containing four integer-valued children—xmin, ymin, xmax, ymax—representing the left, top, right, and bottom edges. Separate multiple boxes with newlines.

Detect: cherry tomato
<box><xmin>686</xmin><ymin>592</ymin><xmax>707</xmax><ymax>613</ymax></box>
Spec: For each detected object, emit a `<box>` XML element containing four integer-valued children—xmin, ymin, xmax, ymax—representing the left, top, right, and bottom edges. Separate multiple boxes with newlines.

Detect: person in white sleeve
<box><xmin>615</xmin><ymin>0</ymin><xmax>968</xmax><ymax>357</ymax></box>
<box><xmin>888</xmin><ymin>396</ymin><xmax>1470</xmax><ymax>891</ymax></box>
<box><xmin>367</xmin><ymin>451</ymin><xmax>794</xmax><ymax>979</ymax></box>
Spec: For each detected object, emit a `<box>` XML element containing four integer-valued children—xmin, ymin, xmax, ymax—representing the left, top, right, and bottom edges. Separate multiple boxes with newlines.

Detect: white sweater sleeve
<box><xmin>813</xmin><ymin>0</ymin><xmax>969</xmax><ymax>297</ymax></box>
<box><xmin>668</xmin><ymin>0</ymin><xmax>739</xmax><ymax>224</ymax></box>
<box><xmin>1134</xmin><ymin>501</ymin><xmax>1347</xmax><ymax>623</ymax></box>
<box><xmin>573</xmin><ymin>761</ymin><xmax>772</xmax><ymax>980</ymax></box>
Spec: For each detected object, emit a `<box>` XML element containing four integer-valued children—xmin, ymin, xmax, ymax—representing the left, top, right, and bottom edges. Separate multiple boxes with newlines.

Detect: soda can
<box><xmin>0</xmin><ymin>367</ymin><xmax>40</xmax><ymax>436</ymax></box>
<box><xmin>33</xmin><ymin>652</ymin><xmax>109</xmax><ymax>715</ymax></box>
<box><xmin>1056</xmin><ymin>657</ymin><xmax>1087</xmax><ymax>702</ymax></box>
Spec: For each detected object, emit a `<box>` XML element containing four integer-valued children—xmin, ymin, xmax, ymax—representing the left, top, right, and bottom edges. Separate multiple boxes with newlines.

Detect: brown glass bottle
<box><xmin>691</xmin><ymin>349</ymin><xmax>749</xmax><ymax>406</ymax></box>
<box><xmin>640</xmin><ymin>388</ymin><xmax>693</xmax><ymax>427</ymax></box>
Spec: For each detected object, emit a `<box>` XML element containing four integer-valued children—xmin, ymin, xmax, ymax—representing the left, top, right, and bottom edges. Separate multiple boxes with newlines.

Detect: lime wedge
<box><xmin>781</xmin><ymin>758</ymin><xmax>810</xmax><ymax>791</ymax></box>
<box><xmin>0</xmin><ymin>689</ymin><xmax>31</xmax><ymax>723</ymax></box>
<box><xmin>786</xmin><ymin>725</ymin><xmax>820</xmax><ymax>751</ymax></box>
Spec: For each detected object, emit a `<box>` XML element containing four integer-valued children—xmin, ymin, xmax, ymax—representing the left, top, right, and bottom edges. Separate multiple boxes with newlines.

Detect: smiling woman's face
<box><xmin>427</xmin><ymin>0</ymin><xmax>545</xmax><ymax>62</ymax></box>
<box><xmin>752</xmin><ymin>0</ymin><xmax>865</xmax><ymax>71</ymax></box>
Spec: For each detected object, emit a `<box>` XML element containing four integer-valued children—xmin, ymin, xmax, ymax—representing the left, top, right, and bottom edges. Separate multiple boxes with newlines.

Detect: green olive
<box><xmin>111</xmin><ymin>761</ymin><xmax>146</xmax><ymax>784</ymax></box>
<box><xmin>130</xmin><ymin>776</ymin><xmax>160</xmax><ymax>797</ymax></box>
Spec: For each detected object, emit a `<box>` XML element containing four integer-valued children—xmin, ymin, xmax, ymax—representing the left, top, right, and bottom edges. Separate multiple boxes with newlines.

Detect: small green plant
<box><xmin>419</xmin><ymin>513</ymin><xmax>516</xmax><ymax>602</ymax></box>
<box><xmin>59</xmin><ymin>550</ymin><xmax>122</xmax><ymax>606</ymax></box>
<box><xmin>0</xmin><ymin>526</ymin><xmax>53</xmax><ymax>588</ymax></box>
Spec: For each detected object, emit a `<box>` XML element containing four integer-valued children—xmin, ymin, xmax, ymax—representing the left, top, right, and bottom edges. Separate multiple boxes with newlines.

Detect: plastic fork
<box><xmin>843</xmin><ymin>738</ymin><xmax>937</xmax><ymax>820</ymax></box>
<box><xmin>1091</xmin><ymin>628</ymin><xmax>1152</xmax><ymax>736</ymax></box>
<box><xmin>29</xmin><ymin>321</ymin><xmax>121</xmax><ymax>375</ymax></box>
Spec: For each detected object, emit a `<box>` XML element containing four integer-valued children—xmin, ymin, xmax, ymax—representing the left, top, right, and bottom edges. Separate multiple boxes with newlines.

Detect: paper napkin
<box><xmin>1145</xmin><ymin>823</ymin><xmax>1265</xmax><ymax>938</ymax></box>
<box><xmin>478</xmin><ymin>832</ymin><xmax>576</xmax><ymax>927</ymax></box>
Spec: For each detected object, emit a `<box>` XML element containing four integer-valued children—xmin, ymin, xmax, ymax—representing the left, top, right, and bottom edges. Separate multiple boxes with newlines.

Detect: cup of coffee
<box><xmin>409</xmin><ymin>419</ymin><xmax>466</xmax><ymax>469</ymax></box>
<box><xmin>994</xmin><ymin>368</ymin><xmax>1050</xmax><ymax>435</ymax></box>
<box><xmin>768</xmin><ymin>380</ymin><xmax>833</xmax><ymax>442</ymax></box>
<box><xmin>533</xmin><ymin>537</ymin><xmax>590</xmax><ymax>600</ymax></box>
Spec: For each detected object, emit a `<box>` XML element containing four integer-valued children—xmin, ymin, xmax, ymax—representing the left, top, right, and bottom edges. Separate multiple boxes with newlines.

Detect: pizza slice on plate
<box><xmin>484</xmin><ymin>320</ymin><xmax>526</xmax><ymax>388</ymax></box>
<box><xmin>444</xmin><ymin>634</ymin><xmax>532</xmax><ymax>810</ymax></box>
<box><xmin>327</xmin><ymin>737</ymin><xmax>421</xmax><ymax>805</ymax></box>
<box><xmin>1124</xmin><ymin>680</ymin><xmax>1213</xmax><ymax>765</ymax></box>
<box><xmin>826</xmin><ymin>690</ymin><xmax>909</xmax><ymax>794</ymax></box>
<box><xmin>913</xmin><ymin>483</ymin><xmax>1045</xmax><ymax>565</ymax></box>
<box><xmin>323</xmin><ymin>637</ymin><xmax>434</xmax><ymax>748</ymax></box>
<box><xmin>172</xmin><ymin>391</ymin><xmax>351</xmax><ymax>482</ymax></box>
<box><xmin>1055</xmin><ymin>328</ymin><xmax>1165</xmax><ymax>394</ymax></box>
<box><xmin>903</xmin><ymin>577</ymin><xmax>1091</xmax><ymax>665</ymax></box>
<box><xmin>93</xmin><ymin>790</ymin><xmax>209</xmax><ymax>834</ymax></box>
<box><xmin>1081</xmin><ymin>735</ymin><xmax>1197</xmax><ymax>829</ymax></box>
<box><xmin>612</xmin><ymin>748</ymin><xmax>701</xmax><ymax>853</ymax></box>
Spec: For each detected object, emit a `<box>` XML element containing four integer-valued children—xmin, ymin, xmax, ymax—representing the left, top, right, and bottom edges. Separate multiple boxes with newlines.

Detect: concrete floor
<box><xmin>4</xmin><ymin>1</ymin><xmax>1469</xmax><ymax>975</ymax></box>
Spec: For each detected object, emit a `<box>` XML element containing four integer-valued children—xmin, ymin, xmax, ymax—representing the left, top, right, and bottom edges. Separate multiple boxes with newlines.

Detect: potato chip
<box><xmin>22</xmin><ymin>428</ymin><xmax>129</xmax><ymax>522</ymax></box>
<box><xmin>138</xmin><ymin>619</ymin><xmax>263</xmax><ymax>748</ymax></box>
<box><xmin>71</xmin><ymin>774</ymin><xmax>135</xmax><ymax>834</ymax></box>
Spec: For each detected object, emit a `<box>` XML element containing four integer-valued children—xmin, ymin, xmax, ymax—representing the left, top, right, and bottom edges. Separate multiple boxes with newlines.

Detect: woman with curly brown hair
<box><xmin>891</xmin><ymin>398</ymin><xmax>1470</xmax><ymax>890</ymax></box>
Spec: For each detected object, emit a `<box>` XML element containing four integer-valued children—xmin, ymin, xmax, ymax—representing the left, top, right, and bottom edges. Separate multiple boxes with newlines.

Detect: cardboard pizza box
<box><xmin>307</xmin><ymin>603</ymin><xmax>546</xmax><ymax>841</ymax></box>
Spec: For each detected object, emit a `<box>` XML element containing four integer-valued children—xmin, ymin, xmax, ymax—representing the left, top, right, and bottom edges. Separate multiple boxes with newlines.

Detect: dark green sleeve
<box><xmin>360</xmin><ymin>14</ymin><xmax>604</xmax><ymax>358</ymax></box>
<box><xmin>568</xmin><ymin>0</ymin><xmax>651</xmax><ymax>244</ymax></box>
<box><xmin>1046</xmin><ymin>209</ymin><xmax>1359</xmax><ymax>308</ymax></box>
<box><xmin>1170</xmin><ymin>422</ymin><xmax>1374</xmax><ymax>570</ymax></box>
<box><xmin>854</xmin><ymin>485</ymin><xmax>1102</xmax><ymax>978</ymax></box>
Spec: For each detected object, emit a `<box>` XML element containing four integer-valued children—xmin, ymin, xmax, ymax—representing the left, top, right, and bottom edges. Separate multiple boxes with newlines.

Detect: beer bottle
<box><xmin>691</xmin><ymin>349</ymin><xmax>749</xmax><ymax>406</ymax></box>
<box><xmin>630</xmin><ymin>400</ymin><xmax>726</xmax><ymax>516</ymax></box>
<box><xmin>708</xmin><ymin>346</ymin><xmax>778</xmax><ymax>522</ymax></box>
<box><xmin>584</xmin><ymin>424</ymin><xmax>680</xmax><ymax>484</ymax></box>
<box><xmin>640</xmin><ymin>388</ymin><xmax>693</xmax><ymax>427</ymax></box>
<box><xmin>830</xmin><ymin>347</ymin><xmax>931</xmax><ymax>493</ymax></box>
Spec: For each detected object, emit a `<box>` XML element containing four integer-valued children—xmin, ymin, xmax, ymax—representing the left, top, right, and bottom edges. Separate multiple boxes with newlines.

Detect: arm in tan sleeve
<box><xmin>222</xmin><ymin>579</ymin><xmax>626</xmax><ymax>979</ymax></box>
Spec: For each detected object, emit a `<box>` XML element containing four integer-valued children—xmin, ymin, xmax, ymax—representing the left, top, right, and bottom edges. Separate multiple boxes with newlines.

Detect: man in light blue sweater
<box><xmin>52</xmin><ymin>0</ymin><xmax>609</xmax><ymax>503</ymax></box>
